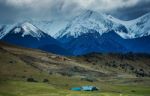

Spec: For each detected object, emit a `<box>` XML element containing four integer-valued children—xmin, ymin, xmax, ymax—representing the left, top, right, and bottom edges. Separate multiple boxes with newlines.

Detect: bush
<box><xmin>27</xmin><ymin>78</ymin><xmax>37</xmax><ymax>82</ymax></box>
<box><xmin>131</xmin><ymin>90</ymin><xmax>136</xmax><ymax>92</ymax></box>
<box><xmin>81</xmin><ymin>76</ymin><xmax>97</xmax><ymax>82</ymax></box>
<box><xmin>43</xmin><ymin>79</ymin><xmax>49</xmax><ymax>83</ymax></box>
<box><xmin>9</xmin><ymin>61</ymin><xmax>13</xmax><ymax>64</ymax></box>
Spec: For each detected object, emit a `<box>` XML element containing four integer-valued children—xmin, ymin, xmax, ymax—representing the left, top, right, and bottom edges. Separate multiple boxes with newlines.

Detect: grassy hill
<box><xmin>0</xmin><ymin>42</ymin><xmax>150</xmax><ymax>96</ymax></box>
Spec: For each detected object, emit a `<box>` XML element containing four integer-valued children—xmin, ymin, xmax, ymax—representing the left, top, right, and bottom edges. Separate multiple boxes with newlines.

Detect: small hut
<box><xmin>71</xmin><ymin>86</ymin><xmax>98</xmax><ymax>91</ymax></box>
<box><xmin>71</xmin><ymin>87</ymin><xmax>81</xmax><ymax>91</ymax></box>
<box><xmin>81</xmin><ymin>86</ymin><xmax>98</xmax><ymax>91</ymax></box>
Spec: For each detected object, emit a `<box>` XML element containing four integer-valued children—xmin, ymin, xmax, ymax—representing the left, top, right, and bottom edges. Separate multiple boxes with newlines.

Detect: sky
<box><xmin>0</xmin><ymin>0</ymin><xmax>150</xmax><ymax>24</ymax></box>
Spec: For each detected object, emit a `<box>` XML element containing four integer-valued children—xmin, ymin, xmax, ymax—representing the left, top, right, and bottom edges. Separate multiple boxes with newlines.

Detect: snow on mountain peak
<box><xmin>0</xmin><ymin>22</ymin><xmax>46</xmax><ymax>40</ymax></box>
<box><xmin>0</xmin><ymin>24</ymin><xmax>16</xmax><ymax>39</ymax></box>
<box><xmin>18</xmin><ymin>22</ymin><xmax>44</xmax><ymax>38</ymax></box>
<box><xmin>55</xmin><ymin>10</ymin><xmax>128</xmax><ymax>39</ymax></box>
<box><xmin>126</xmin><ymin>12</ymin><xmax>150</xmax><ymax>38</ymax></box>
<box><xmin>0</xmin><ymin>11</ymin><xmax>150</xmax><ymax>40</ymax></box>
<box><xmin>106</xmin><ymin>12</ymin><xmax>150</xmax><ymax>39</ymax></box>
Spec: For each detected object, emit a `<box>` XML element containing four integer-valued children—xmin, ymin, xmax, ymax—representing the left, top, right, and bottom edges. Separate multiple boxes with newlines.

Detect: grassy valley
<box><xmin>0</xmin><ymin>42</ymin><xmax>150</xmax><ymax>96</ymax></box>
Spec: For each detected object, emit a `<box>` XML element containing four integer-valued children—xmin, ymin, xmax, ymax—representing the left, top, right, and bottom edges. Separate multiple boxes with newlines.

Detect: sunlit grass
<box><xmin>0</xmin><ymin>80</ymin><xmax>149</xmax><ymax>96</ymax></box>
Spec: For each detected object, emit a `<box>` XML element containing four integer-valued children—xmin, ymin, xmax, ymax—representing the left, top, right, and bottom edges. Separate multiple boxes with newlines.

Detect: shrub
<box><xmin>81</xmin><ymin>76</ymin><xmax>97</xmax><ymax>82</ymax></box>
<box><xmin>131</xmin><ymin>90</ymin><xmax>136</xmax><ymax>92</ymax></box>
<box><xmin>43</xmin><ymin>79</ymin><xmax>49</xmax><ymax>83</ymax></box>
<box><xmin>9</xmin><ymin>61</ymin><xmax>13</xmax><ymax>64</ymax></box>
<box><xmin>27</xmin><ymin>78</ymin><xmax>37</xmax><ymax>82</ymax></box>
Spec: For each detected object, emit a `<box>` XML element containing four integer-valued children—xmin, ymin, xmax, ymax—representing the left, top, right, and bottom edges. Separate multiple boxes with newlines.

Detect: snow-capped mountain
<box><xmin>54</xmin><ymin>10</ymin><xmax>129</xmax><ymax>55</ymax></box>
<box><xmin>1</xmin><ymin>22</ymin><xmax>57</xmax><ymax>46</ymax></box>
<box><xmin>0</xmin><ymin>24</ymin><xmax>16</xmax><ymax>39</ymax></box>
<box><xmin>13</xmin><ymin>22</ymin><xmax>45</xmax><ymax>39</ymax></box>
<box><xmin>55</xmin><ymin>10</ymin><xmax>128</xmax><ymax>41</ymax></box>
<box><xmin>108</xmin><ymin>12</ymin><xmax>150</xmax><ymax>39</ymax></box>
<box><xmin>128</xmin><ymin>13</ymin><xmax>150</xmax><ymax>38</ymax></box>
<box><xmin>0</xmin><ymin>10</ymin><xmax>150</xmax><ymax>55</ymax></box>
<box><xmin>1</xmin><ymin>11</ymin><xmax>150</xmax><ymax>40</ymax></box>
<box><xmin>1</xmin><ymin>21</ymin><xmax>72</xmax><ymax>55</ymax></box>
<box><xmin>0</xmin><ymin>22</ymin><xmax>45</xmax><ymax>39</ymax></box>
<box><xmin>0</xmin><ymin>25</ymin><xmax>7</xmax><ymax>39</ymax></box>
<box><xmin>0</xmin><ymin>20</ymin><xmax>69</xmax><ymax>39</ymax></box>
<box><xmin>55</xmin><ymin>10</ymin><xmax>150</xmax><ymax>41</ymax></box>
<box><xmin>55</xmin><ymin>10</ymin><xmax>150</xmax><ymax>55</ymax></box>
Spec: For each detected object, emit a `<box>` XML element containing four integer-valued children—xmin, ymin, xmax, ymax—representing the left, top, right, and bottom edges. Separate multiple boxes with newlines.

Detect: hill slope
<box><xmin>0</xmin><ymin>42</ymin><xmax>150</xmax><ymax>80</ymax></box>
<box><xmin>0</xmin><ymin>42</ymin><xmax>108</xmax><ymax>80</ymax></box>
<box><xmin>0</xmin><ymin>42</ymin><xmax>150</xmax><ymax>96</ymax></box>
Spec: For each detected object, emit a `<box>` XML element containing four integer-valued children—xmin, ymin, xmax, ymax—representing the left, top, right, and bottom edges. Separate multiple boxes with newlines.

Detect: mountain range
<box><xmin>0</xmin><ymin>10</ymin><xmax>150</xmax><ymax>55</ymax></box>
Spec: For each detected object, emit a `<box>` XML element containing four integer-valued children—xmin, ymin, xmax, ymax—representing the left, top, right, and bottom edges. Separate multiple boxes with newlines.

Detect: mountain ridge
<box><xmin>1</xmin><ymin>11</ymin><xmax>150</xmax><ymax>39</ymax></box>
<box><xmin>0</xmin><ymin>10</ymin><xmax>150</xmax><ymax>55</ymax></box>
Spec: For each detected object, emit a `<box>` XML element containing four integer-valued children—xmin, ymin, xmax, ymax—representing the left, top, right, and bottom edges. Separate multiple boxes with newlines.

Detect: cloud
<box><xmin>5</xmin><ymin>0</ymin><xmax>140</xmax><ymax>11</ymax></box>
<box><xmin>108</xmin><ymin>0</ymin><xmax>150</xmax><ymax>20</ymax></box>
<box><xmin>0</xmin><ymin>0</ymin><xmax>150</xmax><ymax>23</ymax></box>
<box><xmin>74</xmin><ymin>0</ymin><xmax>140</xmax><ymax>11</ymax></box>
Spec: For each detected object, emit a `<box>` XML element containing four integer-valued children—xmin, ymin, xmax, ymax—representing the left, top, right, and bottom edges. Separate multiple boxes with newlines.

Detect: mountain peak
<box><xmin>83</xmin><ymin>10</ymin><xmax>95</xmax><ymax>17</ymax></box>
<box><xmin>126</xmin><ymin>12</ymin><xmax>150</xmax><ymax>38</ymax></box>
<box><xmin>6</xmin><ymin>21</ymin><xmax>45</xmax><ymax>39</ymax></box>
<box><xmin>77</xmin><ymin>10</ymin><xmax>106</xmax><ymax>20</ymax></box>
<box><xmin>55</xmin><ymin>10</ymin><xmax>126</xmax><ymax>39</ymax></box>
<box><xmin>24</xmin><ymin>22</ymin><xmax>44</xmax><ymax>36</ymax></box>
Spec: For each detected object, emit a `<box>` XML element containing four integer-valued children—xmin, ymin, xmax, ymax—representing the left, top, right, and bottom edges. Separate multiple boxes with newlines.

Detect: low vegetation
<box><xmin>0</xmin><ymin>42</ymin><xmax>150</xmax><ymax>96</ymax></box>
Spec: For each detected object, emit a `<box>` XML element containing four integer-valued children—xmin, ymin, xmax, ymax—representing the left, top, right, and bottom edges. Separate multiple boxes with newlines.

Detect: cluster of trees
<box><xmin>84</xmin><ymin>53</ymin><xmax>150</xmax><ymax>77</ymax></box>
<box><xmin>26</xmin><ymin>78</ymin><xmax>49</xmax><ymax>83</ymax></box>
<box><xmin>135</xmin><ymin>69</ymin><xmax>148</xmax><ymax>77</ymax></box>
<box><xmin>116</xmin><ymin>52</ymin><xmax>150</xmax><ymax>61</ymax></box>
<box><xmin>104</xmin><ymin>61</ymin><xmax>149</xmax><ymax>77</ymax></box>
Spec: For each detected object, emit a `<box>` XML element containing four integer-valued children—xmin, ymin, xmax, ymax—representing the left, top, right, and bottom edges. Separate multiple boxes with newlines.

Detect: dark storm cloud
<box><xmin>0</xmin><ymin>0</ymin><xmax>83</xmax><ymax>23</ymax></box>
<box><xmin>109</xmin><ymin>0</ymin><xmax>150</xmax><ymax>20</ymax></box>
<box><xmin>0</xmin><ymin>0</ymin><xmax>150</xmax><ymax>24</ymax></box>
<box><xmin>0</xmin><ymin>1</ymin><xmax>19</xmax><ymax>24</ymax></box>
